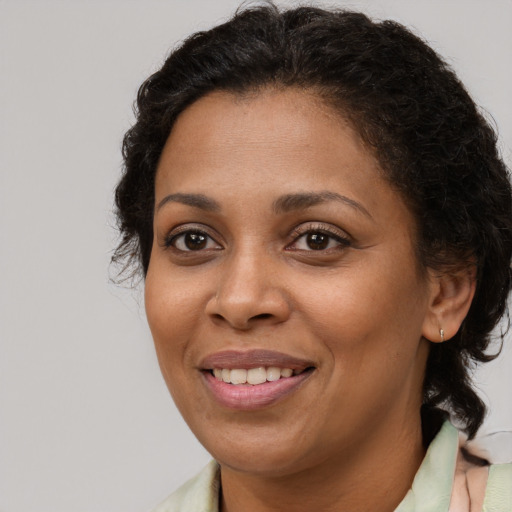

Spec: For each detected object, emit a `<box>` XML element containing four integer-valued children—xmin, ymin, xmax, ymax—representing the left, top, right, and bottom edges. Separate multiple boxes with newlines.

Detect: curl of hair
<box><xmin>114</xmin><ymin>3</ymin><xmax>512</xmax><ymax>438</ymax></box>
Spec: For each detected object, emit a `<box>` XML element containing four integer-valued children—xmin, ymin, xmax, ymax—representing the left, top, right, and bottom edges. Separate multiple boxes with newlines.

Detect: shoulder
<box><xmin>150</xmin><ymin>460</ymin><xmax>220</xmax><ymax>512</ymax></box>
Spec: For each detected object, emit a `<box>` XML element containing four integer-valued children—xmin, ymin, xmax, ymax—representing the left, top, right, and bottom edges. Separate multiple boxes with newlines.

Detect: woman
<box><xmin>114</xmin><ymin>4</ymin><xmax>512</xmax><ymax>511</ymax></box>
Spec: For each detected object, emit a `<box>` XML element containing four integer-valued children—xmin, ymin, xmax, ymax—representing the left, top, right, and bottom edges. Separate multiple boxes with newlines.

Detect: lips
<box><xmin>199</xmin><ymin>349</ymin><xmax>315</xmax><ymax>410</ymax></box>
<box><xmin>200</xmin><ymin>349</ymin><xmax>314</xmax><ymax>371</ymax></box>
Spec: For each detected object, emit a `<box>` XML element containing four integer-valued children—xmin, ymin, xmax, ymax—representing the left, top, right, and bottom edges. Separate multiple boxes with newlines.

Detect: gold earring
<box><xmin>440</xmin><ymin>329</ymin><xmax>445</xmax><ymax>342</ymax></box>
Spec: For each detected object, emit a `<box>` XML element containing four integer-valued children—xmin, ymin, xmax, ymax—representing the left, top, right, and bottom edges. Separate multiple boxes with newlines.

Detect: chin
<box><xmin>213</xmin><ymin>444</ymin><xmax>315</xmax><ymax>478</ymax></box>
<box><xmin>188</xmin><ymin>415</ymin><xmax>328</xmax><ymax>478</ymax></box>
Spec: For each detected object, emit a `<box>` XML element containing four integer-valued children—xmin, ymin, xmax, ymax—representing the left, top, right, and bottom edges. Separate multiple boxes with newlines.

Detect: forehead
<box><xmin>156</xmin><ymin>88</ymin><xmax>383</xmax><ymax>193</ymax></box>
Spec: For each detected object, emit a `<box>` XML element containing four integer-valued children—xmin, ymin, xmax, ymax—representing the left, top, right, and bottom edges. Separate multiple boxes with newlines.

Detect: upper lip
<box><xmin>200</xmin><ymin>349</ymin><xmax>314</xmax><ymax>371</ymax></box>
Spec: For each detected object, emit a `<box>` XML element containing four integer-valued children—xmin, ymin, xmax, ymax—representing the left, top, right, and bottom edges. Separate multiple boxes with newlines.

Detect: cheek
<box><xmin>144</xmin><ymin>269</ymin><xmax>203</xmax><ymax>414</ymax></box>
<box><xmin>295</xmin><ymin>254</ymin><xmax>428</xmax><ymax>374</ymax></box>
<box><xmin>145</xmin><ymin>263</ymin><xmax>201</xmax><ymax>367</ymax></box>
<box><xmin>303</xmin><ymin>274</ymin><xmax>428</xmax><ymax>420</ymax></box>
<box><xmin>302</xmin><ymin>269</ymin><xmax>423</xmax><ymax>333</ymax></box>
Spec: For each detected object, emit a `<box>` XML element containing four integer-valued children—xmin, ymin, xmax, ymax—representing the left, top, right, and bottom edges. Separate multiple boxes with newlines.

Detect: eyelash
<box><xmin>163</xmin><ymin>223</ymin><xmax>351</xmax><ymax>254</ymax></box>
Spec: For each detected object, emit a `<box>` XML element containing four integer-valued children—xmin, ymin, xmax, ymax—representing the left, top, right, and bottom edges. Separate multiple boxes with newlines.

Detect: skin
<box><xmin>145</xmin><ymin>89</ymin><xmax>475</xmax><ymax>512</ymax></box>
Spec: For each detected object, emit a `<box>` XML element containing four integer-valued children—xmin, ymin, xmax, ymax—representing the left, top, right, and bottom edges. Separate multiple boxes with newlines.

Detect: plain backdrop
<box><xmin>1</xmin><ymin>1</ymin><xmax>511</xmax><ymax>511</ymax></box>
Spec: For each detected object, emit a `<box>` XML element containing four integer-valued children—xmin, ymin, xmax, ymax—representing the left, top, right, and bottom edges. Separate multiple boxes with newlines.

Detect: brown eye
<box><xmin>306</xmin><ymin>232</ymin><xmax>329</xmax><ymax>250</ymax></box>
<box><xmin>168</xmin><ymin>230</ymin><xmax>221</xmax><ymax>252</ymax></box>
<box><xmin>288</xmin><ymin>225</ymin><xmax>351</xmax><ymax>253</ymax></box>
<box><xmin>184</xmin><ymin>232</ymin><xmax>207</xmax><ymax>250</ymax></box>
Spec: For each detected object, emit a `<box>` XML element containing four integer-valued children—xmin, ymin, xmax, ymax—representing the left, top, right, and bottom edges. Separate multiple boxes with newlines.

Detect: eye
<box><xmin>167</xmin><ymin>229</ymin><xmax>222</xmax><ymax>252</ymax></box>
<box><xmin>288</xmin><ymin>224</ymin><xmax>351</xmax><ymax>252</ymax></box>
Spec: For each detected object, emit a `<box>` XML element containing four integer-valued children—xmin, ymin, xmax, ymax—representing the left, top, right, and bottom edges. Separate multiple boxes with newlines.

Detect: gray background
<box><xmin>1</xmin><ymin>1</ymin><xmax>511</xmax><ymax>511</ymax></box>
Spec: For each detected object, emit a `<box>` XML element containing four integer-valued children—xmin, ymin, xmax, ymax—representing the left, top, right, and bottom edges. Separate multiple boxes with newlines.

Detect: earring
<box><xmin>440</xmin><ymin>329</ymin><xmax>445</xmax><ymax>342</ymax></box>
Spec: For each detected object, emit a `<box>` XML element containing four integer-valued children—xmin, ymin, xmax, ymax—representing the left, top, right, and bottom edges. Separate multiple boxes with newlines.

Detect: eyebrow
<box><xmin>156</xmin><ymin>193</ymin><xmax>221</xmax><ymax>212</ymax></box>
<box><xmin>156</xmin><ymin>190</ymin><xmax>371</xmax><ymax>218</ymax></box>
<box><xmin>272</xmin><ymin>191</ymin><xmax>372</xmax><ymax>218</ymax></box>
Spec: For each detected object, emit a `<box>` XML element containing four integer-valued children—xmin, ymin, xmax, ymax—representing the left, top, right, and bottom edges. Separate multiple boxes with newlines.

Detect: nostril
<box><xmin>252</xmin><ymin>313</ymin><xmax>273</xmax><ymax>321</ymax></box>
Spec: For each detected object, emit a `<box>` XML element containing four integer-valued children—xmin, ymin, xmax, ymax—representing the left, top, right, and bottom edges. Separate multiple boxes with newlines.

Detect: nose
<box><xmin>205</xmin><ymin>249</ymin><xmax>291</xmax><ymax>330</ymax></box>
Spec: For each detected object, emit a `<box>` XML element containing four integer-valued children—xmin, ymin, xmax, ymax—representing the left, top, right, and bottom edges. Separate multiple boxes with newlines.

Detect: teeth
<box><xmin>267</xmin><ymin>367</ymin><xmax>281</xmax><ymax>381</ymax></box>
<box><xmin>230</xmin><ymin>369</ymin><xmax>247</xmax><ymax>385</ymax></box>
<box><xmin>247</xmin><ymin>367</ymin><xmax>267</xmax><ymax>385</ymax></box>
<box><xmin>212</xmin><ymin>366</ymin><xmax>300</xmax><ymax>385</ymax></box>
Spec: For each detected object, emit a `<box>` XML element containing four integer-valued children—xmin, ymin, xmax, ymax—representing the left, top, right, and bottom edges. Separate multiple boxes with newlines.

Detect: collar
<box><xmin>395</xmin><ymin>420</ymin><xmax>459</xmax><ymax>511</ymax></box>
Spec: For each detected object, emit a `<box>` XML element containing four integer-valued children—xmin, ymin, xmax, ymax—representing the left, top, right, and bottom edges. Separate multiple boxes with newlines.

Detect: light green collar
<box><xmin>395</xmin><ymin>420</ymin><xmax>459</xmax><ymax>511</ymax></box>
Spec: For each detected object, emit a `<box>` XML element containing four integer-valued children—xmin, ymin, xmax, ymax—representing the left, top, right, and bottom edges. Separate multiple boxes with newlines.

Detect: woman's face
<box><xmin>145</xmin><ymin>89</ymin><xmax>434</xmax><ymax>477</ymax></box>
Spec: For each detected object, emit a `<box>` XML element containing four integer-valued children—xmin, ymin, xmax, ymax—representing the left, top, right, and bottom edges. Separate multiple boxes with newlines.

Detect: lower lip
<box><xmin>202</xmin><ymin>370</ymin><xmax>313</xmax><ymax>410</ymax></box>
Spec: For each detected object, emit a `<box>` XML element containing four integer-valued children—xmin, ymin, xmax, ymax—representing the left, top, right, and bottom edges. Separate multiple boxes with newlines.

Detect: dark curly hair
<box><xmin>114</xmin><ymin>3</ymin><xmax>512</xmax><ymax>438</ymax></box>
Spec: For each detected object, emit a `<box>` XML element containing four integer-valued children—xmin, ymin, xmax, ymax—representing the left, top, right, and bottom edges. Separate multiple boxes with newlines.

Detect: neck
<box><xmin>220</xmin><ymin>414</ymin><xmax>425</xmax><ymax>512</ymax></box>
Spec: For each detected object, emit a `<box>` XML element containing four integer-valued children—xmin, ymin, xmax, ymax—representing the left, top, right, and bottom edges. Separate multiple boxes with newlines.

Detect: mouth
<box><xmin>199</xmin><ymin>350</ymin><xmax>316</xmax><ymax>410</ymax></box>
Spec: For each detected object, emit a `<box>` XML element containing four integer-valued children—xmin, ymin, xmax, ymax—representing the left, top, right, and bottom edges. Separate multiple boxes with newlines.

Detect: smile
<box><xmin>200</xmin><ymin>350</ymin><xmax>315</xmax><ymax>410</ymax></box>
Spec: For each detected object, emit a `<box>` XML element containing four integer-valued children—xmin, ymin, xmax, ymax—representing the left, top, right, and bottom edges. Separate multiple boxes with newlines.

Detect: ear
<box><xmin>422</xmin><ymin>266</ymin><xmax>476</xmax><ymax>343</ymax></box>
